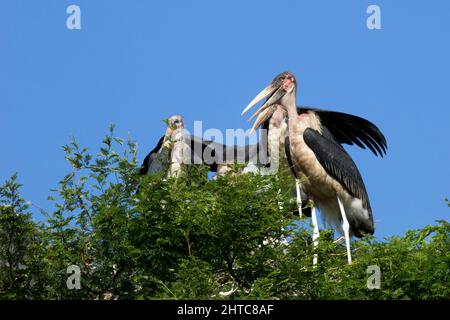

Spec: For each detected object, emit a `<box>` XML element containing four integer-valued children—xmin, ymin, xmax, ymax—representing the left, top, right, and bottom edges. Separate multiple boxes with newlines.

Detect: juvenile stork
<box><xmin>140</xmin><ymin>114</ymin><xmax>186</xmax><ymax>177</ymax></box>
<box><xmin>242</xmin><ymin>72</ymin><xmax>387</xmax><ymax>264</ymax></box>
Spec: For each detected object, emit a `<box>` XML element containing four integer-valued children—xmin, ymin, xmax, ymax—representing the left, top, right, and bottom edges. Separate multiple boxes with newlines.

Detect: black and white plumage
<box><xmin>297</xmin><ymin>107</ymin><xmax>386</xmax><ymax>157</ymax></box>
<box><xmin>302</xmin><ymin>127</ymin><xmax>372</xmax><ymax>234</ymax></box>
<box><xmin>261</xmin><ymin>106</ymin><xmax>386</xmax><ymax>220</ymax></box>
<box><xmin>242</xmin><ymin>71</ymin><xmax>387</xmax><ymax>264</ymax></box>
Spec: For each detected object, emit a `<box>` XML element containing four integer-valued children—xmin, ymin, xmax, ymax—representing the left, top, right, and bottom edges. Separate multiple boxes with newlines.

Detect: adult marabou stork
<box><xmin>242</xmin><ymin>72</ymin><xmax>387</xmax><ymax>264</ymax></box>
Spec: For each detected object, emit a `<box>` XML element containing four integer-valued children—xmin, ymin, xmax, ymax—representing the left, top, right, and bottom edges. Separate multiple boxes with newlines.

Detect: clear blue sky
<box><xmin>1</xmin><ymin>1</ymin><xmax>449</xmax><ymax>239</ymax></box>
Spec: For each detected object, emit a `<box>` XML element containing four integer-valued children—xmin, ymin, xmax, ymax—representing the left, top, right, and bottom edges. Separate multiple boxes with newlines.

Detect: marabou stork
<box><xmin>242</xmin><ymin>72</ymin><xmax>387</xmax><ymax>264</ymax></box>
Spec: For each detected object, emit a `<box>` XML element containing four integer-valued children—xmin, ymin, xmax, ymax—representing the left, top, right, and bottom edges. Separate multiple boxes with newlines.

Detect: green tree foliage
<box><xmin>0</xmin><ymin>174</ymin><xmax>49</xmax><ymax>298</ymax></box>
<box><xmin>0</xmin><ymin>126</ymin><xmax>448</xmax><ymax>299</ymax></box>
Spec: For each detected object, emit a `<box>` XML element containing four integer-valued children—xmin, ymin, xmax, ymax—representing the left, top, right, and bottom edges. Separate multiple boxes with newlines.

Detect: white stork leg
<box><xmin>295</xmin><ymin>179</ymin><xmax>302</xmax><ymax>218</ymax></box>
<box><xmin>337</xmin><ymin>197</ymin><xmax>352</xmax><ymax>264</ymax></box>
<box><xmin>311</xmin><ymin>205</ymin><xmax>319</xmax><ymax>266</ymax></box>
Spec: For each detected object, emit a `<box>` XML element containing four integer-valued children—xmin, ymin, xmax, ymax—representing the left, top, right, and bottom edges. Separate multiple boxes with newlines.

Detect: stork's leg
<box><xmin>295</xmin><ymin>179</ymin><xmax>302</xmax><ymax>218</ymax></box>
<box><xmin>311</xmin><ymin>205</ymin><xmax>319</xmax><ymax>266</ymax></box>
<box><xmin>337</xmin><ymin>197</ymin><xmax>352</xmax><ymax>264</ymax></box>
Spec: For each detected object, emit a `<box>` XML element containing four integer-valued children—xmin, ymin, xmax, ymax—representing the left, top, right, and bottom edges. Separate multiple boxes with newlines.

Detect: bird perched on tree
<box><xmin>242</xmin><ymin>71</ymin><xmax>387</xmax><ymax>264</ymax></box>
<box><xmin>139</xmin><ymin>114</ymin><xmax>187</xmax><ymax>178</ymax></box>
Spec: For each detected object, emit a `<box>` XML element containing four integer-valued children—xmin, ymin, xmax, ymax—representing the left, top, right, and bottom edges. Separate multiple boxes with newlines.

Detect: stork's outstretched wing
<box><xmin>299</xmin><ymin>107</ymin><xmax>387</xmax><ymax>157</ymax></box>
<box><xmin>303</xmin><ymin>127</ymin><xmax>374</xmax><ymax>236</ymax></box>
<box><xmin>140</xmin><ymin>134</ymin><xmax>265</xmax><ymax>175</ymax></box>
<box><xmin>186</xmin><ymin>135</ymin><xmax>264</xmax><ymax>172</ymax></box>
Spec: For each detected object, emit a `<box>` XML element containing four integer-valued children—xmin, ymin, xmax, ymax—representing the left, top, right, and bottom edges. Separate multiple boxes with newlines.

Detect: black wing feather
<box><xmin>139</xmin><ymin>135</ymin><xmax>166</xmax><ymax>175</ymax></box>
<box><xmin>298</xmin><ymin>107</ymin><xmax>387</xmax><ymax>157</ymax></box>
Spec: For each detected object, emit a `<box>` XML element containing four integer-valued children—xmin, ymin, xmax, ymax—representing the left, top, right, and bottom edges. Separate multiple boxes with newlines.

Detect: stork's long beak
<box><xmin>241</xmin><ymin>82</ymin><xmax>286</xmax><ymax>134</ymax></box>
<box><xmin>241</xmin><ymin>84</ymin><xmax>277</xmax><ymax>116</ymax></box>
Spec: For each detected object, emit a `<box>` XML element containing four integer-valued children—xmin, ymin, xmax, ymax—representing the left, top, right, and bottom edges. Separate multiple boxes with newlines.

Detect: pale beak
<box><xmin>248</xmin><ymin>105</ymin><xmax>277</xmax><ymax>134</ymax></box>
<box><xmin>242</xmin><ymin>83</ymin><xmax>286</xmax><ymax>134</ymax></box>
<box><xmin>241</xmin><ymin>83</ymin><xmax>277</xmax><ymax>116</ymax></box>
